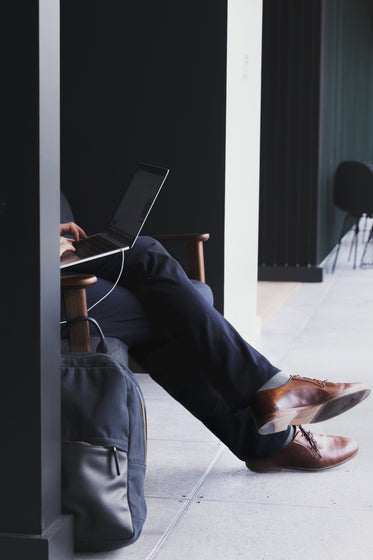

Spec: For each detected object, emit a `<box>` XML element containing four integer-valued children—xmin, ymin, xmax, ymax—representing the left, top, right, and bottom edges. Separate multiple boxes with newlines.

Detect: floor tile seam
<box><xmin>176</xmin><ymin>497</ymin><xmax>373</xmax><ymax>513</ymax></box>
<box><xmin>144</xmin><ymin>495</ymin><xmax>190</xmax><ymax>501</ymax></box>
<box><xmin>144</xmin><ymin>495</ymin><xmax>372</xmax><ymax>510</ymax></box>
<box><xmin>145</xmin><ymin>446</ymin><xmax>225</xmax><ymax>560</ymax></box>
<box><xmin>145</xmin><ymin>500</ymin><xmax>194</xmax><ymax>560</ymax></box>
<box><xmin>142</xmin><ymin>495</ymin><xmax>373</xmax><ymax>513</ymax></box>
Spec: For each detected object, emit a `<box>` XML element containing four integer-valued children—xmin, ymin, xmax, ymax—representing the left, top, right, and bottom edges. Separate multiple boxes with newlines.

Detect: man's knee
<box><xmin>129</xmin><ymin>235</ymin><xmax>168</xmax><ymax>257</ymax></box>
<box><xmin>124</xmin><ymin>235</ymin><xmax>190</xmax><ymax>286</ymax></box>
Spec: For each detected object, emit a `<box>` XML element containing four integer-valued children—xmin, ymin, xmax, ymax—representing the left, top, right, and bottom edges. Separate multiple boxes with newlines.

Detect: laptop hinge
<box><xmin>106</xmin><ymin>226</ymin><xmax>133</xmax><ymax>246</ymax></box>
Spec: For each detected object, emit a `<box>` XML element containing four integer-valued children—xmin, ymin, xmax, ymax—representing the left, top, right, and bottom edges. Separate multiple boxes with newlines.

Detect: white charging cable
<box><xmin>87</xmin><ymin>249</ymin><xmax>125</xmax><ymax>313</ymax></box>
<box><xmin>60</xmin><ymin>249</ymin><xmax>125</xmax><ymax>325</ymax></box>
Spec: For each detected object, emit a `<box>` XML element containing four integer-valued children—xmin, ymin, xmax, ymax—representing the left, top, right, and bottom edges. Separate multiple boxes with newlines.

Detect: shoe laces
<box><xmin>291</xmin><ymin>375</ymin><xmax>326</xmax><ymax>388</ymax></box>
<box><xmin>298</xmin><ymin>425</ymin><xmax>323</xmax><ymax>458</ymax></box>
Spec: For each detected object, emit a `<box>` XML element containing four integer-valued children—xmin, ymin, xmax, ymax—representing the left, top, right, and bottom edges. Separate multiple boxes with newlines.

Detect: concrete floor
<box><xmin>75</xmin><ymin>230</ymin><xmax>373</xmax><ymax>560</ymax></box>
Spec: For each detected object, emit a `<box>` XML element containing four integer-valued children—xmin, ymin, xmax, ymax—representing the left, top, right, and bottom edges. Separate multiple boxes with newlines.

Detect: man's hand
<box><xmin>60</xmin><ymin>236</ymin><xmax>75</xmax><ymax>256</ymax></box>
<box><xmin>60</xmin><ymin>222</ymin><xmax>87</xmax><ymax>257</ymax></box>
<box><xmin>60</xmin><ymin>222</ymin><xmax>87</xmax><ymax>242</ymax></box>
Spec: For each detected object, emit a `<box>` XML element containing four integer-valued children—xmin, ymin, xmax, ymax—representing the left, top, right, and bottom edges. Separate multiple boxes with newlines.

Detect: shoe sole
<box><xmin>257</xmin><ymin>387</ymin><xmax>370</xmax><ymax>435</ymax></box>
<box><xmin>246</xmin><ymin>448</ymin><xmax>359</xmax><ymax>473</ymax></box>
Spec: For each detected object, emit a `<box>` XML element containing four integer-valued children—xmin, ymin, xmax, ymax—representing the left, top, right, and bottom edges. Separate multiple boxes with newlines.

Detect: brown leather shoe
<box><xmin>249</xmin><ymin>375</ymin><xmax>370</xmax><ymax>435</ymax></box>
<box><xmin>246</xmin><ymin>426</ymin><xmax>358</xmax><ymax>472</ymax></box>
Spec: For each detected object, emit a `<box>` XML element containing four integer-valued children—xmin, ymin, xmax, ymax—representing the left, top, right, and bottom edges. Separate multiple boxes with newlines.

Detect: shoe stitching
<box><xmin>298</xmin><ymin>425</ymin><xmax>323</xmax><ymax>458</ymax></box>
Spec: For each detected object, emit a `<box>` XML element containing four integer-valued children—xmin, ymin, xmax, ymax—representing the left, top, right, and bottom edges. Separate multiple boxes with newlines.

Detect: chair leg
<box><xmin>347</xmin><ymin>217</ymin><xmax>360</xmax><ymax>266</ymax></box>
<box><xmin>362</xmin><ymin>214</ymin><xmax>368</xmax><ymax>244</ymax></box>
<box><xmin>332</xmin><ymin>214</ymin><xmax>350</xmax><ymax>273</ymax></box>
<box><xmin>360</xmin><ymin>222</ymin><xmax>373</xmax><ymax>267</ymax></box>
<box><xmin>353</xmin><ymin>221</ymin><xmax>359</xmax><ymax>269</ymax></box>
<box><xmin>348</xmin><ymin>219</ymin><xmax>357</xmax><ymax>262</ymax></box>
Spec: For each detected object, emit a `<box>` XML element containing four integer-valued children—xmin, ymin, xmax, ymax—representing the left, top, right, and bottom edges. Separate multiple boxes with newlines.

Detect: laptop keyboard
<box><xmin>73</xmin><ymin>235</ymin><xmax>120</xmax><ymax>258</ymax></box>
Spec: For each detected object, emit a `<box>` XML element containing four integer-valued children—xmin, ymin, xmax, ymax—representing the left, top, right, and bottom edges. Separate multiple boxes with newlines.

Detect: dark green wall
<box><xmin>259</xmin><ymin>0</ymin><xmax>373</xmax><ymax>280</ymax></box>
<box><xmin>318</xmin><ymin>0</ymin><xmax>373</xmax><ymax>260</ymax></box>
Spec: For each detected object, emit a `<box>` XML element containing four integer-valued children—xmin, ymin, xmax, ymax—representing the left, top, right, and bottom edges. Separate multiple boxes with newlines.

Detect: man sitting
<box><xmin>61</xmin><ymin>221</ymin><xmax>370</xmax><ymax>472</ymax></box>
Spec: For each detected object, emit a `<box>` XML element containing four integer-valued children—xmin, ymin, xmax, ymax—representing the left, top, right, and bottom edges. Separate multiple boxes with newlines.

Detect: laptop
<box><xmin>60</xmin><ymin>163</ymin><xmax>169</xmax><ymax>268</ymax></box>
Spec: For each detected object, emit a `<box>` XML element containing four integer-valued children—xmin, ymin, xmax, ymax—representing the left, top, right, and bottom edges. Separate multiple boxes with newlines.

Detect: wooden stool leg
<box><xmin>61</xmin><ymin>274</ymin><xmax>98</xmax><ymax>352</ymax></box>
<box><xmin>63</xmin><ymin>288</ymin><xmax>91</xmax><ymax>352</ymax></box>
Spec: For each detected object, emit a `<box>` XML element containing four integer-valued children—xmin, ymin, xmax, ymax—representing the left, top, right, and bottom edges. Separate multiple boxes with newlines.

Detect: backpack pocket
<box><xmin>62</xmin><ymin>442</ymin><xmax>134</xmax><ymax>543</ymax></box>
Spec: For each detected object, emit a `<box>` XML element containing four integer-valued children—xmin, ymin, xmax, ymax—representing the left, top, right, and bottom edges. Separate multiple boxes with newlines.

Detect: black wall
<box><xmin>259</xmin><ymin>0</ymin><xmax>323</xmax><ymax>281</ymax></box>
<box><xmin>61</xmin><ymin>0</ymin><xmax>228</xmax><ymax>310</ymax></box>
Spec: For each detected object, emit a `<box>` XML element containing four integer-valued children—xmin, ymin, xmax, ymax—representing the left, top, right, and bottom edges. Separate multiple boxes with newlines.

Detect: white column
<box><xmin>224</xmin><ymin>0</ymin><xmax>263</xmax><ymax>342</ymax></box>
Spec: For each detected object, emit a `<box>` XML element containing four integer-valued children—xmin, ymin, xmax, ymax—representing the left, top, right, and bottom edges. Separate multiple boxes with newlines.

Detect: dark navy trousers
<box><xmin>65</xmin><ymin>236</ymin><xmax>291</xmax><ymax>461</ymax></box>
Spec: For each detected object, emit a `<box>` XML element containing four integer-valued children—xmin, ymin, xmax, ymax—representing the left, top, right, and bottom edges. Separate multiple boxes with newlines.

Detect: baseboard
<box><xmin>258</xmin><ymin>265</ymin><xmax>323</xmax><ymax>282</ymax></box>
<box><xmin>0</xmin><ymin>516</ymin><xmax>74</xmax><ymax>560</ymax></box>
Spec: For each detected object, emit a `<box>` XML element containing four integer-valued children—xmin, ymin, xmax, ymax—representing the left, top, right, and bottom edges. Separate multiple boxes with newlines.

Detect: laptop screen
<box><xmin>108</xmin><ymin>164</ymin><xmax>169</xmax><ymax>244</ymax></box>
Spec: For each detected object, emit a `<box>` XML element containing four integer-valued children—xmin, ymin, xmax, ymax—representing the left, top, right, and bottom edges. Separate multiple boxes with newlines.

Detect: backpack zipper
<box><xmin>112</xmin><ymin>446</ymin><xmax>121</xmax><ymax>475</ymax></box>
<box><xmin>63</xmin><ymin>441</ymin><xmax>123</xmax><ymax>476</ymax></box>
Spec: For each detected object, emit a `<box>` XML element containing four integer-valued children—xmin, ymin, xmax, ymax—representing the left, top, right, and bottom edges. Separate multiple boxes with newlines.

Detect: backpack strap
<box><xmin>62</xmin><ymin>316</ymin><xmax>108</xmax><ymax>354</ymax></box>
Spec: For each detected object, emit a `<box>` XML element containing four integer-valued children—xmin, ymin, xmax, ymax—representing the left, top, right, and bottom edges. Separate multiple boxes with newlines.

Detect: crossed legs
<box><xmin>66</xmin><ymin>236</ymin><xmax>369</xmax><ymax>469</ymax></box>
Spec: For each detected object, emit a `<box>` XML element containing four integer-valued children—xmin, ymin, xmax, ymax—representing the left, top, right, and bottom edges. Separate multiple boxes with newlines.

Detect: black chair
<box><xmin>332</xmin><ymin>160</ymin><xmax>373</xmax><ymax>272</ymax></box>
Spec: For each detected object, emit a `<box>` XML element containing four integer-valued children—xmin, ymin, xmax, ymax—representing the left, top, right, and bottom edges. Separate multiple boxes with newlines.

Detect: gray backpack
<box><xmin>61</xmin><ymin>350</ymin><xmax>147</xmax><ymax>552</ymax></box>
